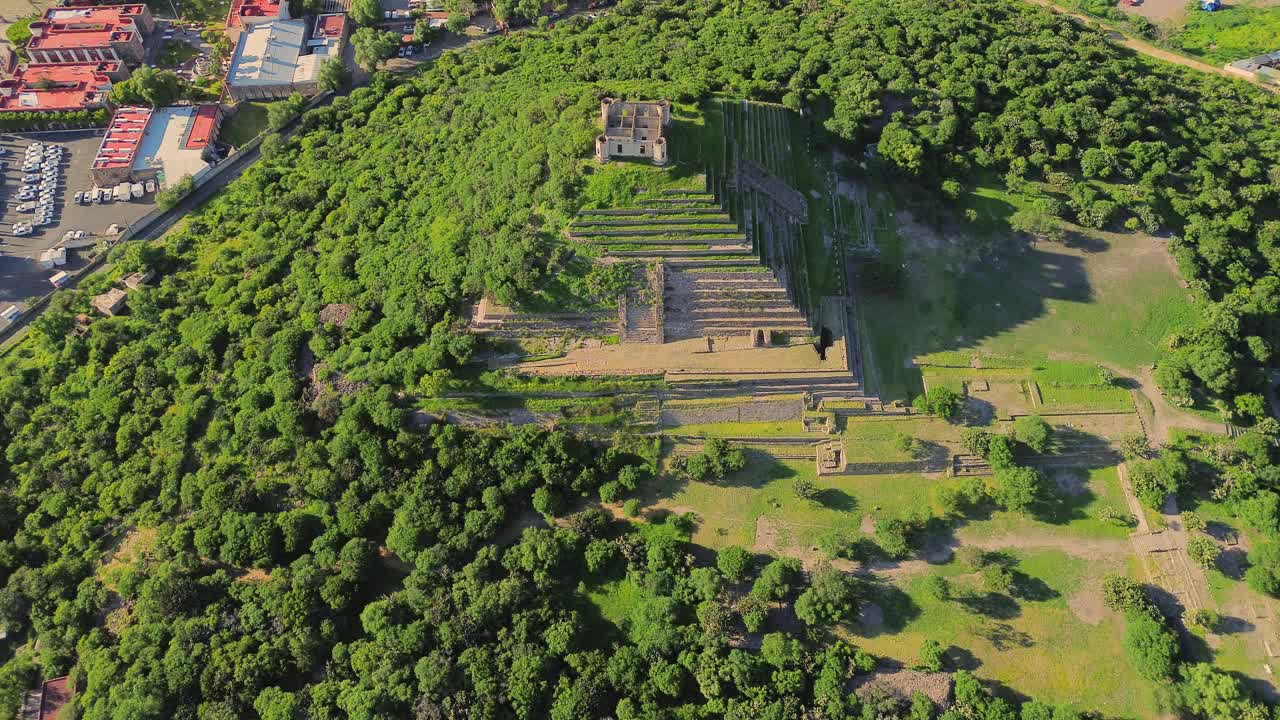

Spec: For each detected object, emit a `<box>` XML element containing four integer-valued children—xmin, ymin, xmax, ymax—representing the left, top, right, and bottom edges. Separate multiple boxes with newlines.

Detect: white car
<box><xmin>16</xmin><ymin>202</ymin><xmax>34</xmax><ymax>212</ymax></box>
<box><xmin>22</xmin><ymin>174</ymin><xmax>40</xmax><ymax>183</ymax></box>
<box><xmin>73</xmin><ymin>192</ymin><xmax>82</xmax><ymax>204</ymax></box>
<box><xmin>21</xmin><ymin>164</ymin><xmax>38</xmax><ymax>173</ymax></box>
<box><xmin>12</xmin><ymin>224</ymin><xmax>31</xmax><ymax>236</ymax></box>
<box><xmin>31</xmin><ymin>216</ymin><xmax>49</xmax><ymax>227</ymax></box>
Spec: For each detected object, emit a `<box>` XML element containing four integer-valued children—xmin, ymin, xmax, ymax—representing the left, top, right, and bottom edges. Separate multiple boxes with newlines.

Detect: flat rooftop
<box><xmin>92</xmin><ymin>106</ymin><xmax>152</xmax><ymax>171</ymax></box>
<box><xmin>0</xmin><ymin>64</ymin><xmax>111</xmax><ymax>111</ymax></box>
<box><xmin>314</xmin><ymin>13</ymin><xmax>346</xmax><ymax>38</ymax></box>
<box><xmin>226</xmin><ymin>0</ymin><xmax>284</xmax><ymax>29</ymax></box>
<box><xmin>131</xmin><ymin>105</ymin><xmax>217</xmax><ymax>179</ymax></box>
<box><xmin>28</xmin><ymin>5</ymin><xmax>146</xmax><ymax>49</ymax></box>
<box><xmin>227</xmin><ymin>19</ymin><xmax>314</xmax><ymax>87</ymax></box>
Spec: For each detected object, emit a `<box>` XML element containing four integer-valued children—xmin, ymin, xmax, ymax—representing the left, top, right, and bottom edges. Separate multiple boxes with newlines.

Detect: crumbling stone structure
<box><xmin>595</xmin><ymin>98</ymin><xmax>670</xmax><ymax>166</ymax></box>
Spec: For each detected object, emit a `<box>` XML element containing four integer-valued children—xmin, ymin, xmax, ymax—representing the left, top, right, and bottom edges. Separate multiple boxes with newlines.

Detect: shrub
<box><xmin>1244</xmin><ymin>541</ymin><xmax>1280</xmax><ymax>597</ymax></box>
<box><xmin>994</xmin><ymin>465</ymin><xmax>1042</xmax><ymax>514</ymax></box>
<box><xmin>1013</xmin><ymin>415</ymin><xmax>1052</xmax><ymax>454</ymax></box>
<box><xmin>1185</xmin><ymin>608</ymin><xmax>1219</xmax><ymax>633</ymax></box>
<box><xmin>622</xmin><ymin>499</ymin><xmax>641</xmax><ymax>518</ymax></box>
<box><xmin>922</xmin><ymin>575</ymin><xmax>950</xmax><ymax>602</ymax></box>
<box><xmin>1179</xmin><ymin>511</ymin><xmax>1205</xmax><ymax>533</ymax></box>
<box><xmin>793</xmin><ymin>478</ymin><xmax>819</xmax><ymax>503</ymax></box>
<box><xmin>1186</xmin><ymin>536</ymin><xmax>1220</xmax><ymax>569</ymax></box>
<box><xmin>1123</xmin><ymin>609</ymin><xmax>1178</xmax><ymax>680</ymax></box>
<box><xmin>980</xmin><ymin>564</ymin><xmax>1015</xmax><ymax>594</ymax></box>
<box><xmin>717</xmin><ymin>546</ymin><xmax>752</xmax><ymax>581</ymax></box>
<box><xmin>913</xmin><ymin>387</ymin><xmax>964</xmax><ymax>420</ymax></box>
<box><xmin>917</xmin><ymin>639</ymin><xmax>945</xmax><ymax>672</ymax></box>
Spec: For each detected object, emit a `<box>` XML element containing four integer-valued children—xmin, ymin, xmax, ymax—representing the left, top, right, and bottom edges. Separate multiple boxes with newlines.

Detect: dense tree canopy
<box><xmin>1</xmin><ymin>0</ymin><xmax>1279</xmax><ymax>717</ymax></box>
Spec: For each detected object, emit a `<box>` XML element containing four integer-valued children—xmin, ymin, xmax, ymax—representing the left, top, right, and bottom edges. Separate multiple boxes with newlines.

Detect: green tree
<box><xmin>794</xmin><ymin>563</ymin><xmax>860</xmax><ymax>627</ymax></box>
<box><xmin>994</xmin><ymin>465</ymin><xmax>1042</xmax><ymax>514</ymax></box>
<box><xmin>1186</xmin><ymin>535</ymin><xmax>1220</xmax><ymax>570</ymax></box>
<box><xmin>1245</xmin><ymin>541</ymin><xmax>1280</xmax><ymax>597</ymax></box>
<box><xmin>156</xmin><ymin>175</ymin><xmax>197</xmax><ymax>211</ymax></box>
<box><xmin>917</xmin><ymin>639</ymin><xmax>945</xmax><ymax>672</ymax></box>
<box><xmin>1013</xmin><ymin>415</ymin><xmax>1052</xmax><ymax>454</ymax></box>
<box><xmin>317</xmin><ymin>57</ymin><xmax>351</xmax><ymax>93</ymax></box>
<box><xmin>350</xmin><ymin>0</ymin><xmax>382</xmax><ymax>26</ymax></box>
<box><xmin>716</xmin><ymin>546</ymin><xmax>752</xmax><ymax>581</ymax></box>
<box><xmin>351</xmin><ymin>27</ymin><xmax>398</xmax><ymax>71</ymax></box>
<box><xmin>267</xmin><ymin>93</ymin><xmax>308</xmax><ymax>131</ymax></box>
<box><xmin>1123</xmin><ymin>610</ymin><xmax>1178</xmax><ymax>680</ymax></box>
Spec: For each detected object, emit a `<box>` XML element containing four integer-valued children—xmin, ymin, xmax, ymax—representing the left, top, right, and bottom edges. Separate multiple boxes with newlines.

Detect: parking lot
<box><xmin>0</xmin><ymin>130</ymin><xmax>158</xmax><ymax>304</ymax></box>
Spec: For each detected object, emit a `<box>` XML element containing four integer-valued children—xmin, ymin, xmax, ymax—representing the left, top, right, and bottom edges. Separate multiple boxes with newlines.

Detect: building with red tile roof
<box><xmin>0</xmin><ymin>62</ymin><xmax>115</xmax><ymax>113</ymax></box>
<box><xmin>225</xmin><ymin>0</ymin><xmax>289</xmax><ymax>33</ymax></box>
<box><xmin>91</xmin><ymin>104</ymin><xmax>222</xmax><ymax>185</ymax></box>
<box><xmin>25</xmin><ymin>5</ymin><xmax>154</xmax><ymax>65</ymax></box>
<box><xmin>90</xmin><ymin>105</ymin><xmax>150</xmax><ymax>185</ymax></box>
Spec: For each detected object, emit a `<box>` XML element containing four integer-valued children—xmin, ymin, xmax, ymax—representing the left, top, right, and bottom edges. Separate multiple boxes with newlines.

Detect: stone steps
<box><xmin>581</xmin><ymin>235</ymin><xmax>749</xmax><ymax>246</ymax></box>
<box><xmin>680</xmin><ymin>299</ymin><xmax>800</xmax><ymax>312</ymax></box>
<box><xmin>639</xmin><ymin>198</ymin><xmax>719</xmax><ymax>206</ymax></box>
<box><xmin>577</xmin><ymin>207</ymin><xmax>727</xmax><ymax>217</ymax></box>
<box><xmin>570</xmin><ymin>217</ymin><xmax>734</xmax><ymax>228</ymax></box>
<box><xmin>568</xmin><ymin>227</ymin><xmax>742</xmax><ymax>238</ymax></box>
<box><xmin>609</xmin><ymin>247</ymin><xmax>753</xmax><ymax>258</ymax></box>
<box><xmin>676</xmin><ymin>307</ymin><xmax>807</xmax><ymax>320</ymax></box>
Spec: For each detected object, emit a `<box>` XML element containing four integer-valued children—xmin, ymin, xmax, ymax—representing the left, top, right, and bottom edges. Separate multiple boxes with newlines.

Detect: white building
<box><xmin>225</xmin><ymin>19</ymin><xmax>322</xmax><ymax>101</ymax></box>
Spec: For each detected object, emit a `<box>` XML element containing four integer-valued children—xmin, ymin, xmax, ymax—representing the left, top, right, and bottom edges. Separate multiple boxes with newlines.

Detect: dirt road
<box><xmin>1023</xmin><ymin>0</ymin><xmax>1277</xmax><ymax>92</ymax></box>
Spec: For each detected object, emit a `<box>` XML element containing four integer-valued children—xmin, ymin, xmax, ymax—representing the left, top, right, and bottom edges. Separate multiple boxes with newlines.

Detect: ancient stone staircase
<box><xmin>571</xmin><ymin>188</ymin><xmax>815</xmax><ymax>343</ymax></box>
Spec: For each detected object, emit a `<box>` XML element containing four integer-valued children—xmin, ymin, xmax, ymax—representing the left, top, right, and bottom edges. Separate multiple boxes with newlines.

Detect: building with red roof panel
<box><xmin>91</xmin><ymin>105</ymin><xmax>151</xmax><ymax>185</ymax></box>
<box><xmin>0</xmin><ymin>63</ymin><xmax>116</xmax><ymax>113</ymax></box>
<box><xmin>25</xmin><ymin>5</ymin><xmax>155</xmax><ymax>65</ymax></box>
<box><xmin>225</xmin><ymin>0</ymin><xmax>289</xmax><ymax>35</ymax></box>
<box><xmin>91</xmin><ymin>104</ymin><xmax>222</xmax><ymax>185</ymax></box>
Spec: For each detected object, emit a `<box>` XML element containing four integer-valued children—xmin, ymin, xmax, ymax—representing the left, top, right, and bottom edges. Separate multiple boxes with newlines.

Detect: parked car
<box><xmin>73</xmin><ymin>192</ymin><xmax>82</xmax><ymax>204</ymax></box>
<box><xmin>21</xmin><ymin>164</ymin><xmax>38</xmax><ymax>173</ymax></box>
<box><xmin>22</xmin><ymin>174</ymin><xmax>41</xmax><ymax>183</ymax></box>
<box><xmin>12</xmin><ymin>224</ymin><xmax>31</xmax><ymax>236</ymax></box>
<box><xmin>16</xmin><ymin>202</ymin><xmax>33</xmax><ymax>212</ymax></box>
<box><xmin>144</xmin><ymin>180</ymin><xmax>156</xmax><ymax>193</ymax></box>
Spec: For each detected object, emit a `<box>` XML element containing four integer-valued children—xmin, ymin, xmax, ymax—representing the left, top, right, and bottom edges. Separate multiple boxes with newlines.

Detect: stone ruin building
<box><xmin>594</xmin><ymin>98</ymin><xmax>670</xmax><ymax>166</ymax></box>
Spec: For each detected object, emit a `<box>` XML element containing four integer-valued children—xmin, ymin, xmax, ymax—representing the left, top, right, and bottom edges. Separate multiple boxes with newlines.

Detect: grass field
<box><xmin>853</xmin><ymin>550</ymin><xmax>1159</xmax><ymax>718</ymax></box>
<box><xmin>862</xmin><ymin>188</ymin><xmax>1193</xmax><ymax>401</ymax></box>
<box><xmin>1166</xmin><ymin>4</ymin><xmax>1280</xmax><ymax>64</ymax></box>
<box><xmin>1037</xmin><ymin>383</ymin><xmax>1134</xmax><ymax>412</ymax></box>
<box><xmin>957</xmin><ymin>466</ymin><xmax>1135</xmax><ymax>541</ymax></box>
<box><xmin>222</xmin><ymin>102</ymin><xmax>275</xmax><ymax>147</ymax></box>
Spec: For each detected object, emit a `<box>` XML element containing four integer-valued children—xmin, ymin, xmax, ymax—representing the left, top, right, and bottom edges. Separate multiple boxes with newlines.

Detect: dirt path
<box><xmin>1127</xmin><ymin>365</ymin><xmax>1226</xmax><ymax>445</ymax></box>
<box><xmin>1023</xmin><ymin>0</ymin><xmax>1278</xmax><ymax>92</ymax></box>
<box><xmin>959</xmin><ymin>528</ymin><xmax>1132</xmax><ymax>559</ymax></box>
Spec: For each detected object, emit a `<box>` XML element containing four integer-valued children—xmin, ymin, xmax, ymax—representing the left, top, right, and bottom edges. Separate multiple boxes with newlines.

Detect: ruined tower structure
<box><xmin>595</xmin><ymin>98</ymin><xmax>670</xmax><ymax>166</ymax></box>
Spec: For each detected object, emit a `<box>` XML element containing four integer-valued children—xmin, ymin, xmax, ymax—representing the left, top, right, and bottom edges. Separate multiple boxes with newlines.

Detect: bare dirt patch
<box><xmin>1120</xmin><ymin>0</ymin><xmax>1189</xmax><ymax>26</ymax></box>
<box><xmin>1068</xmin><ymin>587</ymin><xmax>1107</xmax><ymax>625</ymax></box>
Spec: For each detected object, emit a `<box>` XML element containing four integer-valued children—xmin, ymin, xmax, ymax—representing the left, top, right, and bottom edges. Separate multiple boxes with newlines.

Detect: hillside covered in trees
<box><xmin>0</xmin><ymin>0</ymin><xmax>1278</xmax><ymax>718</ymax></box>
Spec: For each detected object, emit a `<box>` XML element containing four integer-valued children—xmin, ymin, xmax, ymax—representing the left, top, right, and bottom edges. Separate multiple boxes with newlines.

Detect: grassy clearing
<box><xmin>853</xmin><ymin>550</ymin><xmax>1158</xmax><ymax>718</ymax></box>
<box><xmin>1037</xmin><ymin>383</ymin><xmax>1133</xmax><ymax>412</ymax></box>
<box><xmin>951</xmin><ymin>466</ymin><xmax>1134</xmax><ymax>541</ymax></box>
<box><xmin>862</xmin><ymin>183</ymin><xmax>1193</xmax><ymax>401</ymax></box>
<box><xmin>222</xmin><ymin>102</ymin><xmax>275</xmax><ymax>147</ymax></box>
<box><xmin>156</xmin><ymin>40</ymin><xmax>201</xmax><ymax>67</ymax></box>
<box><xmin>1167</xmin><ymin>4</ymin><xmax>1280</xmax><ymax>64</ymax></box>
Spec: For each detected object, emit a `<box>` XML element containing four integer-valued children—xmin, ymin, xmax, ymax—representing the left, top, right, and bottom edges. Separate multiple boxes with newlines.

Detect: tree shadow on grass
<box><xmin>1010</xmin><ymin>572</ymin><xmax>1058</xmax><ymax>602</ymax></box>
<box><xmin>815</xmin><ymin>488</ymin><xmax>858</xmax><ymax>512</ymax></box>
<box><xmin>945</xmin><ymin>645</ymin><xmax>982</xmax><ymax>671</ymax></box>
<box><xmin>718</xmin><ymin>449</ymin><xmax>797</xmax><ymax>489</ymax></box>
<box><xmin>955</xmin><ymin>591</ymin><xmax>1021</xmax><ymax>620</ymax></box>
<box><xmin>860</xmin><ymin>579</ymin><xmax>921</xmax><ymax>637</ymax></box>
<box><xmin>973</xmin><ymin>620</ymin><xmax>1034</xmax><ymax>650</ymax></box>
